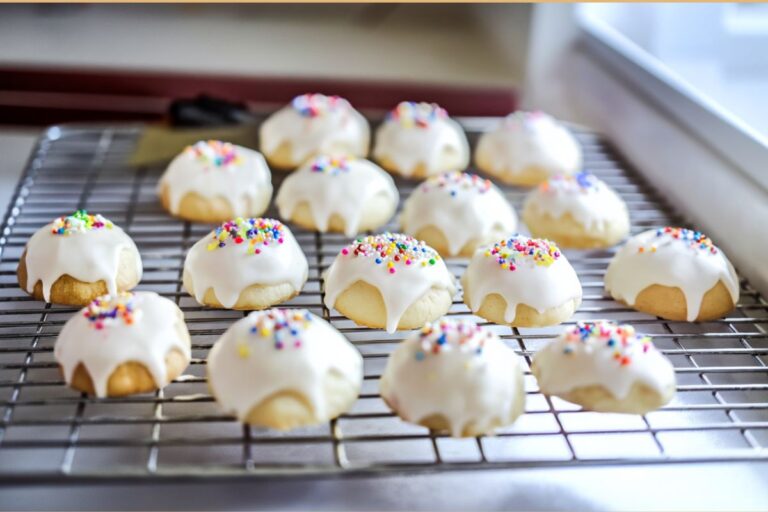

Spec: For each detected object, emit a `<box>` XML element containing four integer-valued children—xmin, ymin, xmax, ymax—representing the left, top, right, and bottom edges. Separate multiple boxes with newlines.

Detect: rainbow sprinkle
<box><xmin>502</xmin><ymin>110</ymin><xmax>546</xmax><ymax>130</ymax></box>
<box><xmin>387</xmin><ymin>101</ymin><xmax>448</xmax><ymax>129</ymax></box>
<box><xmin>561</xmin><ymin>321</ymin><xmax>653</xmax><ymax>366</ymax></box>
<box><xmin>420</xmin><ymin>171</ymin><xmax>491</xmax><ymax>198</ymax></box>
<box><xmin>339</xmin><ymin>233</ymin><xmax>441</xmax><ymax>275</ymax></box>
<box><xmin>185</xmin><ymin>140</ymin><xmax>242</xmax><ymax>168</ymax></box>
<box><xmin>638</xmin><ymin>227</ymin><xmax>718</xmax><ymax>255</ymax></box>
<box><xmin>84</xmin><ymin>292</ymin><xmax>136</xmax><ymax>330</ymax></box>
<box><xmin>291</xmin><ymin>93</ymin><xmax>347</xmax><ymax>118</ymax></box>
<box><xmin>206</xmin><ymin>218</ymin><xmax>285</xmax><ymax>255</ymax></box>
<box><xmin>538</xmin><ymin>172</ymin><xmax>599</xmax><ymax>194</ymax></box>
<box><xmin>237</xmin><ymin>309</ymin><xmax>314</xmax><ymax>357</ymax></box>
<box><xmin>310</xmin><ymin>155</ymin><xmax>351</xmax><ymax>175</ymax></box>
<box><xmin>483</xmin><ymin>235</ymin><xmax>562</xmax><ymax>271</ymax></box>
<box><xmin>51</xmin><ymin>210</ymin><xmax>113</xmax><ymax>236</ymax></box>
<box><xmin>413</xmin><ymin>319</ymin><xmax>492</xmax><ymax>361</ymax></box>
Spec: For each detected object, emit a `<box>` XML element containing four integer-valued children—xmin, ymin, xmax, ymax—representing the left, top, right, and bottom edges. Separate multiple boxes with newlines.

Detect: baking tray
<box><xmin>0</xmin><ymin>121</ymin><xmax>766</xmax><ymax>483</ymax></box>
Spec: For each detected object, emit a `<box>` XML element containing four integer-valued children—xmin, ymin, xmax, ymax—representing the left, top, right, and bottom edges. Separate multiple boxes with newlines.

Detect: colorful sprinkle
<box><xmin>84</xmin><ymin>292</ymin><xmax>136</xmax><ymax>330</ymax></box>
<box><xmin>502</xmin><ymin>110</ymin><xmax>547</xmax><ymax>130</ymax></box>
<box><xmin>483</xmin><ymin>235</ymin><xmax>562</xmax><ymax>270</ymax></box>
<box><xmin>51</xmin><ymin>210</ymin><xmax>113</xmax><ymax>236</ymax></box>
<box><xmin>387</xmin><ymin>101</ymin><xmax>448</xmax><ymax>129</ymax></box>
<box><xmin>185</xmin><ymin>140</ymin><xmax>242</xmax><ymax>168</ymax></box>
<box><xmin>310</xmin><ymin>155</ymin><xmax>352</xmax><ymax>175</ymax></box>
<box><xmin>420</xmin><ymin>171</ymin><xmax>492</xmax><ymax>197</ymax></box>
<box><xmin>338</xmin><ymin>233</ymin><xmax>441</xmax><ymax>275</ymax></box>
<box><xmin>638</xmin><ymin>227</ymin><xmax>718</xmax><ymax>255</ymax></box>
<box><xmin>242</xmin><ymin>308</ymin><xmax>314</xmax><ymax>352</ymax></box>
<box><xmin>206</xmin><ymin>218</ymin><xmax>285</xmax><ymax>254</ymax></box>
<box><xmin>291</xmin><ymin>93</ymin><xmax>348</xmax><ymax>118</ymax></box>
<box><xmin>414</xmin><ymin>319</ymin><xmax>493</xmax><ymax>360</ymax></box>
<box><xmin>561</xmin><ymin>321</ymin><xmax>653</xmax><ymax>367</ymax></box>
<box><xmin>538</xmin><ymin>172</ymin><xmax>599</xmax><ymax>194</ymax></box>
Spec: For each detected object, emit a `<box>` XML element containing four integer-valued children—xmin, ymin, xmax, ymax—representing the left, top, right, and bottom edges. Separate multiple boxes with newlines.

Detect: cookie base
<box><xmin>286</xmin><ymin>194</ymin><xmax>396</xmax><ymax>237</ymax></box>
<box><xmin>159</xmin><ymin>184</ymin><xmax>271</xmax><ymax>224</ymax></box>
<box><xmin>465</xmin><ymin>291</ymin><xmax>580</xmax><ymax>328</ymax></box>
<box><xmin>410</xmin><ymin>225</ymin><xmax>506</xmax><ymax>258</ymax></box>
<box><xmin>523</xmin><ymin>210</ymin><xmax>629</xmax><ymax>249</ymax></box>
<box><xmin>376</xmin><ymin>153</ymin><xmax>463</xmax><ymax>180</ymax></box>
<box><xmin>616</xmin><ymin>280</ymin><xmax>735</xmax><ymax>322</ymax></box>
<box><xmin>331</xmin><ymin>280</ymin><xmax>454</xmax><ymax>331</ymax></box>
<box><xmin>476</xmin><ymin>157</ymin><xmax>562</xmax><ymax>187</ymax></box>
<box><xmin>264</xmin><ymin>140</ymin><xmax>370</xmax><ymax>172</ymax></box>
<box><xmin>17</xmin><ymin>248</ymin><xmax>141</xmax><ymax>307</ymax></box>
<box><xmin>183</xmin><ymin>270</ymin><xmax>304</xmax><ymax>310</ymax></box>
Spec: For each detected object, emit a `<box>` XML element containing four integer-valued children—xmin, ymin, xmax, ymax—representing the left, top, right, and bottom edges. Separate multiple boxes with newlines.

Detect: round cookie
<box><xmin>55</xmin><ymin>291</ymin><xmax>191</xmax><ymax>397</ymax></box>
<box><xmin>276</xmin><ymin>155</ymin><xmax>399</xmax><ymax>237</ymax></box>
<box><xmin>604</xmin><ymin>227</ymin><xmax>739</xmax><ymax>322</ymax></box>
<box><xmin>380</xmin><ymin>318</ymin><xmax>526</xmax><ymax>437</ymax></box>
<box><xmin>373</xmin><ymin>102</ymin><xmax>469</xmax><ymax>178</ymax></box>
<box><xmin>531</xmin><ymin>321</ymin><xmax>676</xmax><ymax>414</ymax></box>
<box><xmin>260</xmin><ymin>93</ymin><xmax>370</xmax><ymax>170</ymax></box>
<box><xmin>400</xmin><ymin>171</ymin><xmax>517</xmax><ymax>257</ymax></box>
<box><xmin>183</xmin><ymin>218</ymin><xmax>308</xmax><ymax>310</ymax></box>
<box><xmin>158</xmin><ymin>140</ymin><xmax>272</xmax><ymax>223</ymax></box>
<box><xmin>462</xmin><ymin>235</ymin><xmax>582</xmax><ymax>327</ymax></box>
<box><xmin>475</xmin><ymin>111</ymin><xmax>582</xmax><ymax>186</ymax></box>
<box><xmin>323</xmin><ymin>233</ymin><xmax>457</xmax><ymax>333</ymax></box>
<box><xmin>522</xmin><ymin>172</ymin><xmax>629</xmax><ymax>249</ymax></box>
<box><xmin>207</xmin><ymin>308</ymin><xmax>363</xmax><ymax>429</ymax></box>
<box><xmin>18</xmin><ymin>210</ymin><xmax>142</xmax><ymax>306</ymax></box>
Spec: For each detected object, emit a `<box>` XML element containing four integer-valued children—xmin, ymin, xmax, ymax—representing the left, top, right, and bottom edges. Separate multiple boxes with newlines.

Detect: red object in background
<box><xmin>0</xmin><ymin>66</ymin><xmax>517</xmax><ymax>126</ymax></box>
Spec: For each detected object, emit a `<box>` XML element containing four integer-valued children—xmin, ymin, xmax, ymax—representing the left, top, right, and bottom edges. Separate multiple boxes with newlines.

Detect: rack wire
<box><xmin>0</xmin><ymin>121</ymin><xmax>766</xmax><ymax>483</ymax></box>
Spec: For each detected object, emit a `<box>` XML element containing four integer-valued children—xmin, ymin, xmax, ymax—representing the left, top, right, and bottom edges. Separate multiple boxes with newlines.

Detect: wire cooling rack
<box><xmin>0</xmin><ymin>121</ymin><xmax>766</xmax><ymax>483</ymax></box>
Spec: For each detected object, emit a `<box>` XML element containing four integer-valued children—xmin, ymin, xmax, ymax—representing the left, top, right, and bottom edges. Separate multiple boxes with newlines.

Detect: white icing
<box><xmin>183</xmin><ymin>218</ymin><xmax>308</xmax><ymax>309</ymax></box>
<box><xmin>464</xmin><ymin>236</ymin><xmax>582</xmax><ymax>323</ymax></box>
<box><xmin>323</xmin><ymin>233</ymin><xmax>457</xmax><ymax>333</ymax></box>
<box><xmin>55</xmin><ymin>291</ymin><xmax>191</xmax><ymax>397</ymax></box>
<box><xmin>604</xmin><ymin>228</ymin><xmax>739</xmax><ymax>321</ymax></box>
<box><xmin>532</xmin><ymin>321</ymin><xmax>676</xmax><ymax>400</ymax></box>
<box><xmin>159</xmin><ymin>141</ymin><xmax>272</xmax><ymax>216</ymax></box>
<box><xmin>24</xmin><ymin>214</ymin><xmax>142</xmax><ymax>302</ymax></box>
<box><xmin>207</xmin><ymin>309</ymin><xmax>363</xmax><ymax>422</ymax></box>
<box><xmin>373</xmin><ymin>102</ymin><xmax>469</xmax><ymax>176</ymax></box>
<box><xmin>380</xmin><ymin>318</ymin><xmax>524</xmax><ymax>437</ymax></box>
<box><xmin>476</xmin><ymin>111</ymin><xmax>582</xmax><ymax>177</ymax></box>
<box><xmin>401</xmin><ymin>172</ymin><xmax>517</xmax><ymax>255</ymax></box>
<box><xmin>523</xmin><ymin>172</ymin><xmax>628</xmax><ymax>230</ymax></box>
<box><xmin>276</xmin><ymin>156</ymin><xmax>399</xmax><ymax>237</ymax></box>
<box><xmin>260</xmin><ymin>94</ymin><xmax>370</xmax><ymax>164</ymax></box>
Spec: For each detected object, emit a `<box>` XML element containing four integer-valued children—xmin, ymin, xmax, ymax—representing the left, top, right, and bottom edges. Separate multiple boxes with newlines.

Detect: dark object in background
<box><xmin>169</xmin><ymin>94</ymin><xmax>255</xmax><ymax>127</ymax></box>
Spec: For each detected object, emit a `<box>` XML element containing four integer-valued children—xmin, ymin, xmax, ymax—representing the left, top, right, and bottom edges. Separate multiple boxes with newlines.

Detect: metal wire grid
<box><xmin>0</xmin><ymin>122</ymin><xmax>765</xmax><ymax>483</ymax></box>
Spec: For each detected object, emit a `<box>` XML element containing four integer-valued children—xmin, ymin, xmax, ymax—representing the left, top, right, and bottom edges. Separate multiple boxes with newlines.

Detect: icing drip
<box><xmin>379</xmin><ymin>318</ymin><xmax>525</xmax><ymax>437</ymax></box>
<box><xmin>323</xmin><ymin>233</ymin><xmax>457</xmax><ymax>333</ymax></box>
<box><xmin>159</xmin><ymin>140</ymin><xmax>272</xmax><ymax>217</ymax></box>
<box><xmin>184</xmin><ymin>218</ymin><xmax>308</xmax><ymax>308</ymax></box>
<box><xmin>24</xmin><ymin>212</ymin><xmax>142</xmax><ymax>302</ymax></box>
<box><xmin>532</xmin><ymin>321</ymin><xmax>676</xmax><ymax>400</ymax></box>
<box><xmin>373</xmin><ymin>102</ymin><xmax>469</xmax><ymax>176</ymax></box>
<box><xmin>464</xmin><ymin>235</ymin><xmax>582</xmax><ymax>322</ymax></box>
<box><xmin>476</xmin><ymin>111</ymin><xmax>582</xmax><ymax>176</ymax></box>
<box><xmin>260</xmin><ymin>93</ymin><xmax>370</xmax><ymax>162</ymax></box>
<box><xmin>276</xmin><ymin>156</ymin><xmax>399</xmax><ymax>237</ymax></box>
<box><xmin>55</xmin><ymin>291</ymin><xmax>191</xmax><ymax>397</ymax></box>
<box><xmin>523</xmin><ymin>172</ymin><xmax>628</xmax><ymax>230</ymax></box>
<box><xmin>401</xmin><ymin>171</ymin><xmax>517</xmax><ymax>255</ymax></box>
<box><xmin>604</xmin><ymin>228</ymin><xmax>739</xmax><ymax>321</ymax></box>
<box><xmin>207</xmin><ymin>308</ymin><xmax>363</xmax><ymax>422</ymax></box>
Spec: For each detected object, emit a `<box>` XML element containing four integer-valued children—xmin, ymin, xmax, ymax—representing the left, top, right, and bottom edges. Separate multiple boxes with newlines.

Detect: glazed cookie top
<box><xmin>207</xmin><ymin>308</ymin><xmax>363</xmax><ymax>422</ymax></box>
<box><xmin>259</xmin><ymin>93</ymin><xmax>370</xmax><ymax>162</ymax></box>
<box><xmin>55</xmin><ymin>291</ymin><xmax>191</xmax><ymax>397</ymax></box>
<box><xmin>604</xmin><ymin>227</ymin><xmax>739</xmax><ymax>321</ymax></box>
<box><xmin>523</xmin><ymin>172</ymin><xmax>627</xmax><ymax>230</ymax></box>
<box><xmin>23</xmin><ymin>210</ymin><xmax>143</xmax><ymax>302</ymax></box>
<box><xmin>532</xmin><ymin>321</ymin><xmax>676</xmax><ymax>399</ymax></box>
<box><xmin>380</xmin><ymin>318</ymin><xmax>524</xmax><ymax>437</ymax></box>
<box><xmin>464</xmin><ymin>235</ymin><xmax>582</xmax><ymax>323</ymax></box>
<box><xmin>275</xmin><ymin>155</ymin><xmax>399</xmax><ymax>237</ymax></box>
<box><xmin>159</xmin><ymin>140</ymin><xmax>272</xmax><ymax>216</ymax></box>
<box><xmin>477</xmin><ymin>111</ymin><xmax>582</xmax><ymax>176</ymax></box>
<box><xmin>183</xmin><ymin>218</ymin><xmax>308</xmax><ymax>308</ymax></box>
<box><xmin>373</xmin><ymin>102</ymin><xmax>470</xmax><ymax>176</ymax></box>
<box><xmin>401</xmin><ymin>172</ymin><xmax>517</xmax><ymax>255</ymax></box>
<box><xmin>323</xmin><ymin>233</ymin><xmax>457</xmax><ymax>332</ymax></box>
